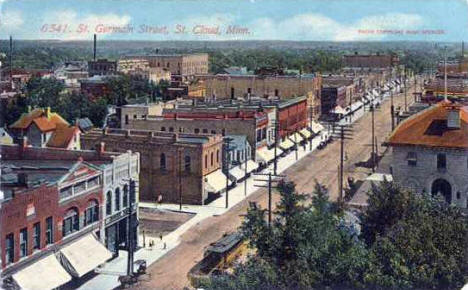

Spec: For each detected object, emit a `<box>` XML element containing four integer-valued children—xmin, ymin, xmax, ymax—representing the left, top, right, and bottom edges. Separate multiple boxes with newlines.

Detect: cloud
<box><xmin>40</xmin><ymin>9</ymin><xmax>131</xmax><ymax>40</ymax></box>
<box><xmin>0</xmin><ymin>9</ymin><xmax>24</xmax><ymax>30</ymax></box>
<box><xmin>248</xmin><ymin>12</ymin><xmax>424</xmax><ymax>41</ymax></box>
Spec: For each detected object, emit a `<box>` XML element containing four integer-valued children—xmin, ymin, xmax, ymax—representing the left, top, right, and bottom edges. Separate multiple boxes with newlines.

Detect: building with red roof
<box><xmin>9</xmin><ymin>108</ymin><xmax>80</xmax><ymax>149</ymax></box>
<box><xmin>386</xmin><ymin>101</ymin><xmax>468</xmax><ymax>209</ymax></box>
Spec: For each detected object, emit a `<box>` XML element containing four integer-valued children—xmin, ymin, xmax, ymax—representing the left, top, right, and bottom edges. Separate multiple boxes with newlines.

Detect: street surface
<box><xmin>132</xmin><ymin>86</ymin><xmax>417</xmax><ymax>289</ymax></box>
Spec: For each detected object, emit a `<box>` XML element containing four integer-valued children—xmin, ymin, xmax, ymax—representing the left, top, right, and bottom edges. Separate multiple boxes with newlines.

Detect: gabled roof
<box><xmin>387</xmin><ymin>101</ymin><xmax>468</xmax><ymax>149</ymax></box>
<box><xmin>47</xmin><ymin>125</ymin><xmax>80</xmax><ymax>149</ymax></box>
<box><xmin>10</xmin><ymin>108</ymin><xmax>69</xmax><ymax>132</ymax></box>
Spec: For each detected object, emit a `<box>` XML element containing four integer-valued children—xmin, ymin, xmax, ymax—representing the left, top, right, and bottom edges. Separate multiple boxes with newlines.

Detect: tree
<box><xmin>23</xmin><ymin>76</ymin><xmax>65</xmax><ymax>110</ymax></box>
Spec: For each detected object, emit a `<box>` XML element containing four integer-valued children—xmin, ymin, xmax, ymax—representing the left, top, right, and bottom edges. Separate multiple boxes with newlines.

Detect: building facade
<box><xmin>387</xmin><ymin>102</ymin><xmax>468</xmax><ymax>209</ymax></box>
<box><xmin>81</xmin><ymin>129</ymin><xmax>224</xmax><ymax>205</ymax></box>
<box><xmin>123</xmin><ymin>54</ymin><xmax>209</xmax><ymax>76</ymax></box>
<box><xmin>88</xmin><ymin>59</ymin><xmax>117</xmax><ymax>77</ymax></box>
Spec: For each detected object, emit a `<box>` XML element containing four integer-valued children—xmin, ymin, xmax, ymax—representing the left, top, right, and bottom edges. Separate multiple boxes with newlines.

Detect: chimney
<box><xmin>17</xmin><ymin>172</ymin><xmax>28</xmax><ymax>186</ymax></box>
<box><xmin>447</xmin><ymin>106</ymin><xmax>461</xmax><ymax>129</ymax></box>
<box><xmin>18</xmin><ymin>137</ymin><xmax>28</xmax><ymax>158</ymax></box>
<box><xmin>95</xmin><ymin>142</ymin><xmax>105</xmax><ymax>156</ymax></box>
<box><xmin>93</xmin><ymin>34</ymin><xmax>97</xmax><ymax>61</ymax></box>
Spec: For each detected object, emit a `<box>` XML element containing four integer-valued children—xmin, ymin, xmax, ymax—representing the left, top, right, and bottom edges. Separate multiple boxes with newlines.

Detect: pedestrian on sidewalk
<box><xmin>159</xmin><ymin>233</ymin><xmax>163</xmax><ymax>241</ymax></box>
<box><xmin>163</xmin><ymin>242</ymin><xmax>167</xmax><ymax>250</ymax></box>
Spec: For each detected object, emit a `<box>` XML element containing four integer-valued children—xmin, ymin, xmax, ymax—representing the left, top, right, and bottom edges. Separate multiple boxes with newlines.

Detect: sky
<box><xmin>1</xmin><ymin>0</ymin><xmax>467</xmax><ymax>42</ymax></box>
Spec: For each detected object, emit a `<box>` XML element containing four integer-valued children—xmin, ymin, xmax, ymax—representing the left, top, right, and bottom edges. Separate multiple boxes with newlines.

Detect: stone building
<box><xmin>123</xmin><ymin>53</ymin><xmax>209</xmax><ymax>76</ymax></box>
<box><xmin>81</xmin><ymin>129</ymin><xmax>224</xmax><ymax>205</ymax></box>
<box><xmin>386</xmin><ymin>101</ymin><xmax>468</xmax><ymax>209</ymax></box>
<box><xmin>193</xmin><ymin>74</ymin><xmax>322</xmax><ymax>118</ymax></box>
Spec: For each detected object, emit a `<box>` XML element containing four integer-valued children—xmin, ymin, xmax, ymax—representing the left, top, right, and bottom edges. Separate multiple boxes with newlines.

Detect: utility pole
<box><xmin>309</xmin><ymin>104</ymin><xmax>314</xmax><ymax>151</ymax></box>
<box><xmin>178</xmin><ymin>148</ymin><xmax>183</xmax><ymax>211</ymax></box>
<box><xmin>93</xmin><ymin>34</ymin><xmax>97</xmax><ymax>61</ymax></box>
<box><xmin>254</xmin><ymin>172</ymin><xmax>285</xmax><ymax>227</ymax></box>
<box><xmin>244</xmin><ymin>138</ymin><xmax>248</xmax><ymax>197</ymax></box>
<box><xmin>273</xmin><ymin>119</ymin><xmax>279</xmax><ymax>176</ymax></box>
<box><xmin>224</xmin><ymin>137</ymin><xmax>233</xmax><ymax>209</ymax></box>
<box><xmin>126</xmin><ymin>179</ymin><xmax>137</xmax><ymax>277</ymax></box>
<box><xmin>371</xmin><ymin>104</ymin><xmax>375</xmax><ymax>172</ymax></box>
<box><xmin>404</xmin><ymin>69</ymin><xmax>408</xmax><ymax>112</ymax></box>
<box><xmin>331</xmin><ymin>125</ymin><xmax>353</xmax><ymax>202</ymax></box>
<box><xmin>293</xmin><ymin>132</ymin><xmax>298</xmax><ymax>161</ymax></box>
<box><xmin>390</xmin><ymin>89</ymin><xmax>395</xmax><ymax>131</ymax></box>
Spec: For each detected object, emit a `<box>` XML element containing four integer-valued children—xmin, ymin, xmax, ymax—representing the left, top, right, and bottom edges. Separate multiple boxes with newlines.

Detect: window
<box><xmin>160</xmin><ymin>154</ymin><xmax>166</xmax><ymax>170</ymax></box>
<box><xmin>115</xmin><ymin>188</ymin><xmax>121</xmax><ymax>211</ymax></box>
<box><xmin>407</xmin><ymin>152</ymin><xmax>417</xmax><ymax>166</ymax></box>
<box><xmin>133</xmin><ymin>115</ymin><xmax>137</xmax><ymax>119</ymax></box>
<box><xmin>194</xmin><ymin>128</ymin><xmax>200</xmax><ymax>134</ymax></box>
<box><xmin>73</xmin><ymin>181</ymin><xmax>86</xmax><ymax>194</ymax></box>
<box><xmin>161</xmin><ymin>127</ymin><xmax>166</xmax><ymax>132</ymax></box>
<box><xmin>87</xmin><ymin>176</ymin><xmax>99</xmax><ymax>188</ymax></box>
<box><xmin>123</xmin><ymin>185</ymin><xmax>129</xmax><ymax>208</ymax></box>
<box><xmin>210</xmin><ymin>152</ymin><xmax>214</xmax><ymax>166</ymax></box>
<box><xmin>256</xmin><ymin>130</ymin><xmax>262</xmax><ymax>142</ymax></box>
<box><xmin>437</xmin><ymin>153</ymin><xmax>446</xmax><ymax>169</ymax></box>
<box><xmin>456</xmin><ymin>191</ymin><xmax>461</xmax><ymax>199</ymax></box>
<box><xmin>247</xmin><ymin>88</ymin><xmax>252</xmax><ymax>94</ymax></box>
<box><xmin>5</xmin><ymin>233</ymin><xmax>14</xmax><ymax>264</ymax></box>
<box><xmin>85</xmin><ymin>200</ymin><xmax>99</xmax><ymax>226</ymax></box>
<box><xmin>221</xmin><ymin>129</ymin><xmax>226</xmax><ymax>136</ymax></box>
<box><xmin>184</xmin><ymin>156</ymin><xmax>191</xmax><ymax>172</ymax></box>
<box><xmin>205</xmin><ymin>155</ymin><xmax>208</xmax><ymax>168</ymax></box>
<box><xmin>217</xmin><ymin>149</ymin><xmax>220</xmax><ymax>163</ymax></box>
<box><xmin>203</xmin><ymin>129</ymin><xmax>208</xmax><ymax>134</ymax></box>
<box><xmin>211</xmin><ymin>130</ymin><xmax>216</xmax><ymax>134</ymax></box>
<box><xmin>274</xmin><ymin>89</ymin><xmax>279</xmax><ymax>97</ymax></box>
<box><xmin>33</xmin><ymin>222</ymin><xmax>40</xmax><ymax>250</ymax></box>
<box><xmin>106</xmin><ymin>191</ymin><xmax>112</xmax><ymax>215</ymax></box>
<box><xmin>46</xmin><ymin>217</ymin><xmax>53</xmax><ymax>245</ymax></box>
<box><xmin>125</xmin><ymin>115</ymin><xmax>129</xmax><ymax>125</ymax></box>
<box><xmin>63</xmin><ymin>208</ymin><xmax>79</xmax><ymax>237</ymax></box>
<box><xmin>262</xmin><ymin>128</ymin><xmax>267</xmax><ymax>140</ymax></box>
<box><xmin>59</xmin><ymin>186</ymin><xmax>73</xmax><ymax>199</ymax></box>
<box><xmin>179</xmin><ymin>127</ymin><xmax>184</xmax><ymax>133</ymax></box>
<box><xmin>19</xmin><ymin>228</ymin><xmax>27</xmax><ymax>258</ymax></box>
<box><xmin>169</xmin><ymin>127</ymin><xmax>174</xmax><ymax>132</ymax></box>
<box><xmin>167</xmin><ymin>62</ymin><xmax>170</xmax><ymax>68</ymax></box>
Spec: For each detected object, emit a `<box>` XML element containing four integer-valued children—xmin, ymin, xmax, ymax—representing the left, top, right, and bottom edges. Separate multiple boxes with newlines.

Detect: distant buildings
<box><xmin>343</xmin><ymin>52</ymin><xmax>400</xmax><ymax>69</ymax></box>
<box><xmin>387</xmin><ymin>101</ymin><xmax>468</xmax><ymax>209</ymax></box>
<box><xmin>117</xmin><ymin>58</ymin><xmax>171</xmax><ymax>84</ymax></box>
<box><xmin>88</xmin><ymin>59</ymin><xmax>117</xmax><ymax>77</ymax></box>
<box><xmin>123</xmin><ymin>53</ymin><xmax>209</xmax><ymax>76</ymax></box>
<box><xmin>9</xmin><ymin>108</ymin><xmax>81</xmax><ymax>150</ymax></box>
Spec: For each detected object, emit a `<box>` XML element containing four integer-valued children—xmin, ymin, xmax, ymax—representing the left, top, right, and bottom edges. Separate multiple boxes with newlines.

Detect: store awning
<box><xmin>311</xmin><ymin>121</ymin><xmax>324</xmax><ymax>134</ymax></box>
<box><xmin>13</xmin><ymin>254</ymin><xmax>71</xmax><ymax>290</ymax></box>
<box><xmin>205</xmin><ymin>169</ymin><xmax>231</xmax><ymax>192</ymax></box>
<box><xmin>289</xmin><ymin>133</ymin><xmax>304</xmax><ymax>144</ymax></box>
<box><xmin>299</xmin><ymin>128</ymin><xmax>312</xmax><ymax>139</ymax></box>
<box><xmin>332</xmin><ymin>105</ymin><xmax>347</xmax><ymax>115</ymax></box>
<box><xmin>60</xmin><ymin>234</ymin><xmax>112</xmax><ymax>277</ymax></box>
<box><xmin>349</xmin><ymin>101</ymin><xmax>363</xmax><ymax>113</ymax></box>
<box><xmin>246</xmin><ymin>160</ymin><xmax>259</xmax><ymax>173</ymax></box>
<box><xmin>229</xmin><ymin>166</ymin><xmax>246</xmax><ymax>181</ymax></box>
<box><xmin>372</xmin><ymin>89</ymin><xmax>380</xmax><ymax>98</ymax></box>
<box><xmin>279</xmin><ymin>138</ymin><xmax>295</xmax><ymax>150</ymax></box>
<box><xmin>257</xmin><ymin>147</ymin><xmax>274</xmax><ymax>163</ymax></box>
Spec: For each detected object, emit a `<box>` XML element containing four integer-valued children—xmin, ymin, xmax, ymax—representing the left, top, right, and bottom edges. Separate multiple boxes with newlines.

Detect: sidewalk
<box><xmin>78</xmin><ymin>89</ymin><xmax>391</xmax><ymax>289</ymax></box>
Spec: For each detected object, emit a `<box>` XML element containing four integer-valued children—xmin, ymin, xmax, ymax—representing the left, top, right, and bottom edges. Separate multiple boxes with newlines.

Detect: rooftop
<box><xmin>387</xmin><ymin>101</ymin><xmax>468</xmax><ymax>149</ymax></box>
<box><xmin>10</xmin><ymin>108</ymin><xmax>69</xmax><ymax>132</ymax></box>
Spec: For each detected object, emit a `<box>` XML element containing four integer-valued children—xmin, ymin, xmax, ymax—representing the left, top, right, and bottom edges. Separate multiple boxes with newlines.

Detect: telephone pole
<box><xmin>126</xmin><ymin>179</ymin><xmax>138</xmax><ymax>277</ymax></box>
<box><xmin>254</xmin><ymin>172</ymin><xmax>285</xmax><ymax>226</ymax></box>
<box><xmin>244</xmin><ymin>138</ymin><xmax>248</xmax><ymax>197</ymax></box>
<box><xmin>309</xmin><ymin>104</ymin><xmax>314</xmax><ymax>151</ymax></box>
<box><xmin>390</xmin><ymin>89</ymin><xmax>395</xmax><ymax>131</ymax></box>
<box><xmin>224</xmin><ymin>137</ymin><xmax>234</xmax><ymax>209</ymax></box>
<box><xmin>331</xmin><ymin>125</ymin><xmax>353</xmax><ymax>202</ymax></box>
<box><xmin>178</xmin><ymin>148</ymin><xmax>183</xmax><ymax>211</ymax></box>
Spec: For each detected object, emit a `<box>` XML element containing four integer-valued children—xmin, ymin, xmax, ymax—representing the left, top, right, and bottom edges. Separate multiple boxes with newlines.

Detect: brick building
<box><xmin>192</xmin><ymin>74</ymin><xmax>322</xmax><ymax>118</ymax></box>
<box><xmin>117</xmin><ymin>58</ymin><xmax>171</xmax><ymax>84</ymax></box>
<box><xmin>386</xmin><ymin>101</ymin><xmax>468</xmax><ymax>209</ymax></box>
<box><xmin>88</xmin><ymin>59</ymin><xmax>117</xmax><ymax>77</ymax></box>
<box><xmin>343</xmin><ymin>53</ymin><xmax>399</xmax><ymax>69</ymax></box>
<box><xmin>123</xmin><ymin>53</ymin><xmax>209</xmax><ymax>76</ymax></box>
<box><xmin>0</xmin><ymin>142</ymin><xmax>139</xmax><ymax>288</ymax></box>
<box><xmin>81</xmin><ymin>129</ymin><xmax>224</xmax><ymax>205</ymax></box>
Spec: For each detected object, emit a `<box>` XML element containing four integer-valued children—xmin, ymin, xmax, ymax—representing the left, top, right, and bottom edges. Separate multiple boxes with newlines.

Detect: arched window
<box><xmin>210</xmin><ymin>152</ymin><xmax>214</xmax><ymax>166</ymax></box>
<box><xmin>123</xmin><ymin>185</ymin><xmax>129</xmax><ymax>208</ymax></box>
<box><xmin>115</xmin><ymin>188</ymin><xmax>121</xmax><ymax>211</ymax></box>
<box><xmin>85</xmin><ymin>199</ymin><xmax>99</xmax><ymax>226</ymax></box>
<box><xmin>63</xmin><ymin>207</ymin><xmax>79</xmax><ymax>237</ymax></box>
<box><xmin>204</xmin><ymin>155</ymin><xmax>208</xmax><ymax>168</ymax></box>
<box><xmin>185</xmin><ymin>156</ymin><xmax>191</xmax><ymax>172</ymax></box>
<box><xmin>167</xmin><ymin>62</ymin><xmax>170</xmax><ymax>68</ymax></box>
<box><xmin>106</xmin><ymin>191</ymin><xmax>112</xmax><ymax>215</ymax></box>
<box><xmin>160</xmin><ymin>154</ymin><xmax>166</xmax><ymax>170</ymax></box>
<box><xmin>216</xmin><ymin>149</ymin><xmax>220</xmax><ymax>163</ymax></box>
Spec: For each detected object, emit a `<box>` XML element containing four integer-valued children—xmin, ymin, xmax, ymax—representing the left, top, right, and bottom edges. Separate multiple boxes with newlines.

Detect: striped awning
<box><xmin>246</xmin><ymin>160</ymin><xmax>259</xmax><ymax>173</ymax></box>
<box><xmin>279</xmin><ymin>138</ymin><xmax>295</xmax><ymax>150</ymax></box>
<box><xmin>311</xmin><ymin>121</ymin><xmax>324</xmax><ymax>133</ymax></box>
<box><xmin>13</xmin><ymin>254</ymin><xmax>71</xmax><ymax>290</ymax></box>
<box><xmin>205</xmin><ymin>169</ymin><xmax>231</xmax><ymax>192</ymax></box>
<box><xmin>257</xmin><ymin>147</ymin><xmax>275</xmax><ymax>163</ymax></box>
<box><xmin>299</xmin><ymin>128</ymin><xmax>312</xmax><ymax>139</ymax></box>
<box><xmin>290</xmin><ymin>133</ymin><xmax>304</xmax><ymax>143</ymax></box>
<box><xmin>229</xmin><ymin>166</ymin><xmax>246</xmax><ymax>181</ymax></box>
